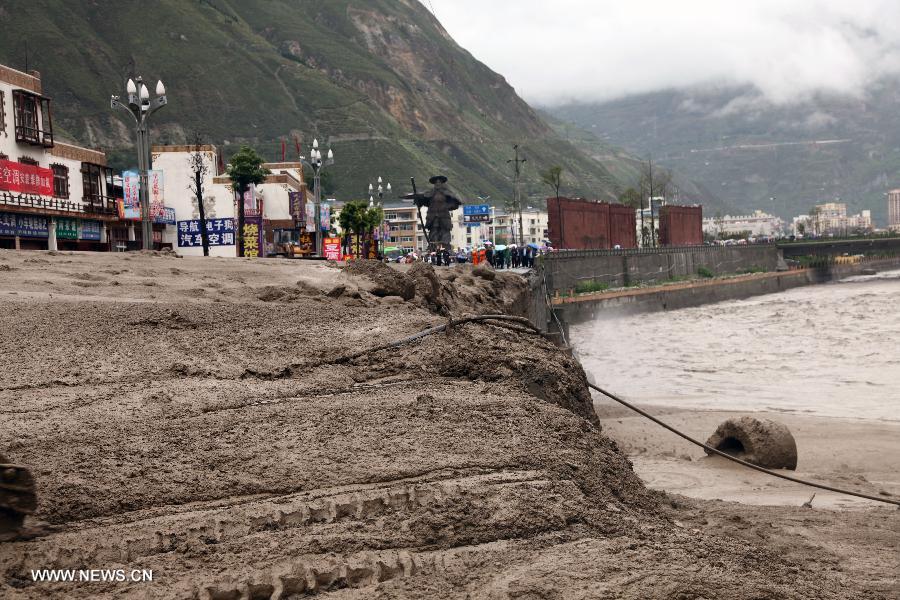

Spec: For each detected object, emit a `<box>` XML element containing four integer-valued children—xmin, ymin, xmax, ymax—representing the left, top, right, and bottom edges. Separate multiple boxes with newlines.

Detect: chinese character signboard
<box><xmin>241</xmin><ymin>185</ymin><xmax>260</xmax><ymax>218</ymax></box>
<box><xmin>16</xmin><ymin>215</ymin><xmax>49</xmax><ymax>238</ymax></box>
<box><xmin>122</xmin><ymin>171</ymin><xmax>141</xmax><ymax>220</ymax></box>
<box><xmin>0</xmin><ymin>213</ymin><xmax>16</xmax><ymax>236</ymax></box>
<box><xmin>243</xmin><ymin>222</ymin><xmax>260</xmax><ymax>257</ymax></box>
<box><xmin>177</xmin><ymin>218</ymin><xmax>235</xmax><ymax>248</ymax></box>
<box><xmin>81</xmin><ymin>220</ymin><xmax>101</xmax><ymax>241</ymax></box>
<box><xmin>305</xmin><ymin>202</ymin><xmax>316</xmax><ymax>233</ymax></box>
<box><xmin>463</xmin><ymin>204</ymin><xmax>492</xmax><ymax>224</ymax></box>
<box><xmin>320</xmin><ymin>203</ymin><xmax>331</xmax><ymax>230</ymax></box>
<box><xmin>324</xmin><ymin>237</ymin><xmax>342</xmax><ymax>260</ymax></box>
<box><xmin>153</xmin><ymin>206</ymin><xmax>176</xmax><ymax>225</ymax></box>
<box><xmin>56</xmin><ymin>218</ymin><xmax>78</xmax><ymax>240</ymax></box>
<box><xmin>0</xmin><ymin>159</ymin><xmax>54</xmax><ymax>196</ymax></box>
<box><xmin>149</xmin><ymin>170</ymin><xmax>165</xmax><ymax>218</ymax></box>
<box><xmin>289</xmin><ymin>191</ymin><xmax>304</xmax><ymax>224</ymax></box>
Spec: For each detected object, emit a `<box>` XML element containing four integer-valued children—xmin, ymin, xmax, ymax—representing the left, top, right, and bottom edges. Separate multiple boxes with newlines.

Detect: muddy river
<box><xmin>572</xmin><ymin>270</ymin><xmax>900</xmax><ymax>422</ymax></box>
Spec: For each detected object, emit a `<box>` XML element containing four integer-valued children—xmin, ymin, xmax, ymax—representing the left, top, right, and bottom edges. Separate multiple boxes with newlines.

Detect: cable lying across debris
<box><xmin>358</xmin><ymin>314</ymin><xmax>900</xmax><ymax>508</ymax></box>
<box><xmin>587</xmin><ymin>382</ymin><xmax>900</xmax><ymax>508</ymax></box>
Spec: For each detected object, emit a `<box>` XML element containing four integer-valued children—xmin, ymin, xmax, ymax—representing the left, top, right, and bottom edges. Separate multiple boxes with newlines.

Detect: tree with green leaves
<box><xmin>338</xmin><ymin>199</ymin><xmax>383</xmax><ymax>257</ymax></box>
<box><xmin>540</xmin><ymin>165</ymin><xmax>563</xmax><ymax>200</ymax></box>
<box><xmin>226</xmin><ymin>146</ymin><xmax>270</xmax><ymax>257</ymax></box>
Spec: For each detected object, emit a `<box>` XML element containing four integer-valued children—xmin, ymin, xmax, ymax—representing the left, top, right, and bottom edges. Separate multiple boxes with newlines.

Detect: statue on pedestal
<box><xmin>403</xmin><ymin>175</ymin><xmax>462</xmax><ymax>256</ymax></box>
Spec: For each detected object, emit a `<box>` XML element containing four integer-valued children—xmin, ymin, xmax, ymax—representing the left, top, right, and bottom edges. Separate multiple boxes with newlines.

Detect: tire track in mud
<box><xmin>4</xmin><ymin>471</ymin><xmax>595</xmax><ymax>598</ymax></box>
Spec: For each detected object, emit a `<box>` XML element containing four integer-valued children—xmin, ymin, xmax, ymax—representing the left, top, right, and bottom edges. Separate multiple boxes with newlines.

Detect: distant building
<box><xmin>889</xmin><ymin>189</ymin><xmax>900</xmax><ymax>231</ymax></box>
<box><xmin>792</xmin><ymin>202</ymin><xmax>872</xmax><ymax>236</ymax></box>
<box><xmin>547</xmin><ymin>197</ymin><xmax>636</xmax><ymax>249</ymax></box>
<box><xmin>152</xmin><ymin>146</ymin><xmax>308</xmax><ymax>257</ymax></box>
<box><xmin>703</xmin><ymin>210</ymin><xmax>784</xmax><ymax>238</ymax></box>
<box><xmin>381</xmin><ymin>201</ymin><xmax>426</xmax><ymax>252</ymax></box>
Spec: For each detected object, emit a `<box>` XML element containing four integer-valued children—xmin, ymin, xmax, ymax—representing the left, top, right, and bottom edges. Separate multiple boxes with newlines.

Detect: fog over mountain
<box><xmin>429</xmin><ymin>0</ymin><xmax>900</xmax><ymax>106</ymax></box>
<box><xmin>431</xmin><ymin>0</ymin><xmax>900</xmax><ymax>224</ymax></box>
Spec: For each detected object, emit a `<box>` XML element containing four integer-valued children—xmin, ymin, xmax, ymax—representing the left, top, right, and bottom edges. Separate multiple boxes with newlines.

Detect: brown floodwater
<box><xmin>572</xmin><ymin>269</ymin><xmax>900</xmax><ymax>422</ymax></box>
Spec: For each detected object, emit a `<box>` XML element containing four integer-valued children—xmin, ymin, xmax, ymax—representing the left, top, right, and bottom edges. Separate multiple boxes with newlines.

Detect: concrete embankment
<box><xmin>548</xmin><ymin>256</ymin><xmax>900</xmax><ymax>325</ymax></box>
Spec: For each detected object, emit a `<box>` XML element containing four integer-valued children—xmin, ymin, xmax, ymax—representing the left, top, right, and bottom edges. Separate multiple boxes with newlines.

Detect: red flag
<box><xmin>294</xmin><ymin>137</ymin><xmax>301</xmax><ymax>158</ymax></box>
<box><xmin>281</xmin><ymin>138</ymin><xmax>286</xmax><ymax>162</ymax></box>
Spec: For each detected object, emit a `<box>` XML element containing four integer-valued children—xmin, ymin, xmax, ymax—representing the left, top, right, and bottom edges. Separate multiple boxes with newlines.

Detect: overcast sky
<box><xmin>426</xmin><ymin>0</ymin><xmax>900</xmax><ymax>106</ymax></box>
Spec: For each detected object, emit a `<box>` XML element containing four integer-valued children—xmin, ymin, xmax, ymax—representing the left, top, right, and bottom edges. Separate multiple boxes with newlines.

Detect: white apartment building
<box><xmin>452</xmin><ymin>206</ymin><xmax>548</xmax><ymax>249</ymax></box>
<box><xmin>703</xmin><ymin>210</ymin><xmax>785</xmax><ymax>238</ymax></box>
<box><xmin>888</xmin><ymin>189</ymin><xmax>900</xmax><ymax>232</ymax></box>
<box><xmin>0</xmin><ymin>63</ymin><xmax>123</xmax><ymax>250</ymax></box>
<box><xmin>792</xmin><ymin>202</ymin><xmax>872</xmax><ymax>236</ymax></box>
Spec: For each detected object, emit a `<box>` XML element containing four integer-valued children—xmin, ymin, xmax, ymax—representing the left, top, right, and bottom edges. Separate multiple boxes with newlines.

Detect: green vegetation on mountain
<box><xmin>550</xmin><ymin>84</ymin><xmax>900</xmax><ymax>224</ymax></box>
<box><xmin>2</xmin><ymin>0</ymin><xmax>633</xmax><ymax>204</ymax></box>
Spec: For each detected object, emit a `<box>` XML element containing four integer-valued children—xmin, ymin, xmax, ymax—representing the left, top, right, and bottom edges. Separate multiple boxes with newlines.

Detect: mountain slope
<box><xmin>0</xmin><ymin>0</ymin><xmax>629</xmax><ymax>203</ymax></box>
<box><xmin>549</xmin><ymin>83</ymin><xmax>900</xmax><ymax>224</ymax></box>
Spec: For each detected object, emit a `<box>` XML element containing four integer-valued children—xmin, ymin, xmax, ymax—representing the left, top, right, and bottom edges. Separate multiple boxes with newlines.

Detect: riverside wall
<box><xmin>541</xmin><ymin>245</ymin><xmax>779</xmax><ymax>295</ymax></box>
<box><xmin>543</xmin><ymin>256</ymin><xmax>900</xmax><ymax>328</ymax></box>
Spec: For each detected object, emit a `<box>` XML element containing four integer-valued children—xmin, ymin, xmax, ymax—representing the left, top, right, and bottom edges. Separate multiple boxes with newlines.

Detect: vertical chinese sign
<box><xmin>148</xmin><ymin>170</ymin><xmax>165</xmax><ymax>219</ymax></box>
<box><xmin>122</xmin><ymin>171</ymin><xmax>141</xmax><ymax>220</ymax></box>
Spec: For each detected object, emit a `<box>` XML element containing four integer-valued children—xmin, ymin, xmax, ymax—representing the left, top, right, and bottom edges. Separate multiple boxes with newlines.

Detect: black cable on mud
<box><xmin>362</xmin><ymin>314</ymin><xmax>900</xmax><ymax>508</ymax></box>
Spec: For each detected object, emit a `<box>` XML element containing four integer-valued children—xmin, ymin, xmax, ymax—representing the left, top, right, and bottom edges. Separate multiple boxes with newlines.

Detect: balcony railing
<box><xmin>0</xmin><ymin>191</ymin><xmax>117</xmax><ymax>216</ymax></box>
<box><xmin>15</xmin><ymin>124</ymin><xmax>54</xmax><ymax>148</ymax></box>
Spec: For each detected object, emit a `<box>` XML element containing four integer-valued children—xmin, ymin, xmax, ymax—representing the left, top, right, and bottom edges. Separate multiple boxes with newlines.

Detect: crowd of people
<box><xmin>388</xmin><ymin>241</ymin><xmax>553</xmax><ymax>268</ymax></box>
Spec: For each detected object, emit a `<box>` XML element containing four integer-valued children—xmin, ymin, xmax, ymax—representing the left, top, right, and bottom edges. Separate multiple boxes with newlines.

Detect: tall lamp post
<box><xmin>298</xmin><ymin>138</ymin><xmax>334</xmax><ymax>256</ymax></box>
<box><xmin>111</xmin><ymin>76</ymin><xmax>167</xmax><ymax>250</ymax></box>
<box><xmin>368</xmin><ymin>177</ymin><xmax>391</xmax><ymax>253</ymax></box>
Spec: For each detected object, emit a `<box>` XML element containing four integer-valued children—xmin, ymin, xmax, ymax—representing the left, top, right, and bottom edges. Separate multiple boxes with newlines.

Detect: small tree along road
<box><xmin>226</xmin><ymin>146</ymin><xmax>270</xmax><ymax>257</ymax></box>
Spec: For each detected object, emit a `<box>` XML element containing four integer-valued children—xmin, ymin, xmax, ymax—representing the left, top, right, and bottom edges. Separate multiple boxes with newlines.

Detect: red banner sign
<box><xmin>324</xmin><ymin>237</ymin><xmax>342</xmax><ymax>261</ymax></box>
<box><xmin>0</xmin><ymin>159</ymin><xmax>54</xmax><ymax>196</ymax></box>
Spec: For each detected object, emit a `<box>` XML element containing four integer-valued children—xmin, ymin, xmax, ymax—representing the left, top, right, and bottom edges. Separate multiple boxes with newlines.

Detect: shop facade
<box><xmin>0</xmin><ymin>63</ymin><xmax>127</xmax><ymax>250</ymax></box>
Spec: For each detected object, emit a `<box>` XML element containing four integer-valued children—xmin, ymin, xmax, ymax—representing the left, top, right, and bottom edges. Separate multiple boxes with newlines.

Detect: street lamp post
<box><xmin>111</xmin><ymin>76</ymin><xmax>167</xmax><ymax>250</ymax></box>
<box><xmin>298</xmin><ymin>138</ymin><xmax>334</xmax><ymax>257</ymax></box>
<box><xmin>369</xmin><ymin>177</ymin><xmax>391</xmax><ymax>254</ymax></box>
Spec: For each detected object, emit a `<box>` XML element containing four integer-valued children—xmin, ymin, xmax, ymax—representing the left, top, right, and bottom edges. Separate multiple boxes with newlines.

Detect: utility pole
<box><xmin>507</xmin><ymin>144</ymin><xmax>526</xmax><ymax>246</ymax></box>
<box><xmin>648</xmin><ymin>157</ymin><xmax>655</xmax><ymax>247</ymax></box>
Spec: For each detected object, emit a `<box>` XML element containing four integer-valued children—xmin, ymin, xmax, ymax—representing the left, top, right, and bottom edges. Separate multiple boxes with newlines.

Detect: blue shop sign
<box><xmin>16</xmin><ymin>215</ymin><xmax>49</xmax><ymax>238</ymax></box>
<box><xmin>0</xmin><ymin>213</ymin><xmax>16</xmax><ymax>236</ymax></box>
<box><xmin>81</xmin><ymin>220</ymin><xmax>102</xmax><ymax>241</ymax></box>
<box><xmin>154</xmin><ymin>206</ymin><xmax>176</xmax><ymax>225</ymax></box>
<box><xmin>177</xmin><ymin>218</ymin><xmax>236</xmax><ymax>247</ymax></box>
<box><xmin>464</xmin><ymin>204</ymin><xmax>491</xmax><ymax>216</ymax></box>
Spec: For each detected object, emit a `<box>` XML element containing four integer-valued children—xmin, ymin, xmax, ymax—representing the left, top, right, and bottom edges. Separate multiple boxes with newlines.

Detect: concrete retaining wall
<box><xmin>553</xmin><ymin>270</ymin><xmax>816</xmax><ymax>324</ymax></box>
<box><xmin>549</xmin><ymin>256</ymin><xmax>900</xmax><ymax>326</ymax></box>
<box><xmin>542</xmin><ymin>245</ymin><xmax>779</xmax><ymax>294</ymax></box>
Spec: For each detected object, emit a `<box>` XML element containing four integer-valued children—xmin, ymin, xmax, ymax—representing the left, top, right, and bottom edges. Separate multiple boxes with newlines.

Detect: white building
<box><xmin>0</xmin><ymin>63</ymin><xmax>123</xmax><ymax>250</ymax></box>
<box><xmin>889</xmin><ymin>189</ymin><xmax>900</xmax><ymax>232</ymax></box>
<box><xmin>703</xmin><ymin>210</ymin><xmax>785</xmax><ymax>238</ymax></box>
<box><xmin>792</xmin><ymin>202</ymin><xmax>872</xmax><ymax>236</ymax></box>
<box><xmin>151</xmin><ymin>146</ymin><xmax>308</xmax><ymax>257</ymax></box>
<box><xmin>452</xmin><ymin>206</ymin><xmax>548</xmax><ymax>250</ymax></box>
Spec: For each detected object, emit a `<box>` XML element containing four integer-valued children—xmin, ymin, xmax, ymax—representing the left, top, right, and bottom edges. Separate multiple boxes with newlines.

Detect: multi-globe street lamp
<box><xmin>110</xmin><ymin>76</ymin><xmax>168</xmax><ymax>250</ymax></box>
<box><xmin>298</xmin><ymin>138</ymin><xmax>334</xmax><ymax>256</ymax></box>
<box><xmin>368</xmin><ymin>176</ymin><xmax>391</xmax><ymax>253</ymax></box>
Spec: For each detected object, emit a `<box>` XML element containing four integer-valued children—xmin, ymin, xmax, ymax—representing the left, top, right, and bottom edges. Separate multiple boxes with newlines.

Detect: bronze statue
<box><xmin>403</xmin><ymin>175</ymin><xmax>462</xmax><ymax>253</ymax></box>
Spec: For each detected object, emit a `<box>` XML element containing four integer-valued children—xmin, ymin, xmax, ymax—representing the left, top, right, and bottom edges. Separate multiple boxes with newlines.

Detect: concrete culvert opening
<box><xmin>716</xmin><ymin>436</ymin><xmax>746</xmax><ymax>457</ymax></box>
<box><xmin>705</xmin><ymin>416</ymin><xmax>798</xmax><ymax>470</ymax></box>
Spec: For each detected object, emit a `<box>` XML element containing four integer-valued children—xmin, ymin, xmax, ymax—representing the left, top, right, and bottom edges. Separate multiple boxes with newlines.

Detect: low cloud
<box><xmin>428</xmin><ymin>0</ymin><xmax>900</xmax><ymax>105</ymax></box>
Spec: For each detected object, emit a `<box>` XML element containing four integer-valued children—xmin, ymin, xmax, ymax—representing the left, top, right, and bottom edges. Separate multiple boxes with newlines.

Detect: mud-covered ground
<box><xmin>0</xmin><ymin>250</ymin><xmax>895</xmax><ymax>599</ymax></box>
